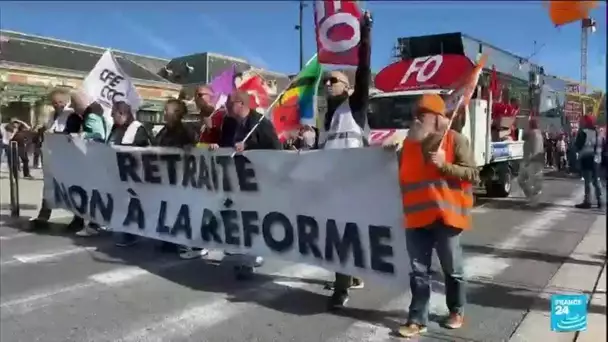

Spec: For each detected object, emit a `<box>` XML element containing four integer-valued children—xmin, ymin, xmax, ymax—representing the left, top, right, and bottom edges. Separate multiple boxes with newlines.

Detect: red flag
<box><xmin>314</xmin><ymin>0</ymin><xmax>362</xmax><ymax>66</ymax></box>
<box><xmin>238</xmin><ymin>75</ymin><xmax>270</xmax><ymax>111</ymax></box>
<box><xmin>270</xmin><ymin>96</ymin><xmax>301</xmax><ymax>141</ymax></box>
<box><xmin>489</xmin><ymin>65</ymin><xmax>499</xmax><ymax>99</ymax></box>
<box><xmin>444</xmin><ymin>55</ymin><xmax>487</xmax><ymax>116</ymax></box>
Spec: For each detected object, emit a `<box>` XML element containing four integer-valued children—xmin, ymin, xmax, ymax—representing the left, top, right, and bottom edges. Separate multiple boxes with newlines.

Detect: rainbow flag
<box><xmin>271</xmin><ymin>55</ymin><xmax>323</xmax><ymax>137</ymax></box>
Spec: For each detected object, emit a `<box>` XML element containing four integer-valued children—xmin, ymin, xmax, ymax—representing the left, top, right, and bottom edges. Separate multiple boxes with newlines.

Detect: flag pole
<box><xmin>238</xmin><ymin>54</ymin><xmax>318</xmax><ymax>146</ymax></box>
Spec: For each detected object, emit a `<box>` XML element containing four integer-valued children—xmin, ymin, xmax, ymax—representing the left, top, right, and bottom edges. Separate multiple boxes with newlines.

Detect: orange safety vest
<box><xmin>399</xmin><ymin>130</ymin><xmax>473</xmax><ymax>230</ymax></box>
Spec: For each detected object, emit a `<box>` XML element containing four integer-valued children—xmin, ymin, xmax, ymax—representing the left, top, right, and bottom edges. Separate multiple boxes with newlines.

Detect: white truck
<box><xmin>367</xmin><ymin>89</ymin><xmax>524</xmax><ymax>198</ymax></box>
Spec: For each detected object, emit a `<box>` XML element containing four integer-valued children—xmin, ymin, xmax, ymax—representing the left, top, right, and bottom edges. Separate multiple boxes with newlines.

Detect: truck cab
<box><xmin>367</xmin><ymin>88</ymin><xmax>524</xmax><ymax>198</ymax></box>
<box><xmin>368</xmin><ymin>32</ymin><xmax>532</xmax><ymax>198</ymax></box>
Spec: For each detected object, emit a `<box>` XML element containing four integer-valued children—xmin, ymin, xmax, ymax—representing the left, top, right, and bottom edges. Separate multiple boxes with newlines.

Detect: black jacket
<box><xmin>219</xmin><ymin>110</ymin><xmax>282</xmax><ymax>150</ymax></box>
<box><xmin>154</xmin><ymin>123</ymin><xmax>197</xmax><ymax>148</ymax></box>
<box><xmin>107</xmin><ymin>123</ymin><xmax>151</xmax><ymax>147</ymax></box>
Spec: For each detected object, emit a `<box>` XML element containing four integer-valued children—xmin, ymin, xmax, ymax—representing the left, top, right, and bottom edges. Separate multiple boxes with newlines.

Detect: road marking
<box><xmin>88</xmin><ymin>260</ymin><xmax>186</xmax><ymax>285</ymax></box>
<box><xmin>332</xmin><ymin>189</ymin><xmax>584</xmax><ymax>342</ymax></box>
<box><xmin>0</xmin><ymin>232</ymin><xmax>34</xmax><ymax>241</ymax></box>
<box><xmin>115</xmin><ymin>264</ymin><xmax>331</xmax><ymax>342</ymax></box>
<box><xmin>472</xmin><ymin>205</ymin><xmax>490</xmax><ymax>214</ymax></box>
<box><xmin>0</xmin><ymin>282</ymin><xmax>95</xmax><ymax>312</ymax></box>
<box><xmin>12</xmin><ymin>246</ymin><xmax>98</xmax><ymax>263</ymax></box>
<box><xmin>0</xmin><ymin>259</ymin><xmax>22</xmax><ymax>267</ymax></box>
<box><xmin>0</xmin><ymin>260</ymin><xmax>191</xmax><ymax>315</ymax></box>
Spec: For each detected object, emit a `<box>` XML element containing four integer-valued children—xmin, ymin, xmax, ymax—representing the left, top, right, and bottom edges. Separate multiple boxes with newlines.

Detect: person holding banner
<box><xmin>195</xmin><ymin>85</ymin><xmax>227</xmax><ymax>147</ymax></box>
<box><xmin>220</xmin><ymin>90</ymin><xmax>281</xmax><ymax>280</ymax></box>
<box><xmin>29</xmin><ymin>89</ymin><xmax>90</xmax><ymax>232</ymax></box>
<box><xmin>82</xmin><ymin>102</ymin><xmax>109</xmax><ymax>143</ymax></box>
<box><xmin>318</xmin><ymin>11</ymin><xmax>372</xmax><ymax>310</ymax></box>
<box><xmin>105</xmin><ymin>101</ymin><xmax>151</xmax><ymax>245</ymax></box>
<box><xmin>384</xmin><ymin>94</ymin><xmax>478</xmax><ymax>338</ymax></box>
<box><xmin>154</xmin><ymin>99</ymin><xmax>210</xmax><ymax>259</ymax></box>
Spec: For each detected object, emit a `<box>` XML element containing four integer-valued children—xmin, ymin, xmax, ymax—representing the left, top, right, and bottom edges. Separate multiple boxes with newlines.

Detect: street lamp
<box><xmin>294</xmin><ymin>0</ymin><xmax>307</xmax><ymax>70</ymax></box>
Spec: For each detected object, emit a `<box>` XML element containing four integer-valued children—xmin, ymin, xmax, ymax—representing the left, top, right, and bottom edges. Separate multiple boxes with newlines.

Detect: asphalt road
<box><xmin>0</xmin><ymin>175</ymin><xmax>604</xmax><ymax>342</ymax></box>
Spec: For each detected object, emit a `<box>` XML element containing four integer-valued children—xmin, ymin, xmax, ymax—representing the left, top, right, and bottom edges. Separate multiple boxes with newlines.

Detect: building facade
<box><xmin>0</xmin><ymin>30</ymin><xmax>182</xmax><ymax>126</ymax></box>
<box><xmin>0</xmin><ymin>30</ymin><xmax>294</xmax><ymax>126</ymax></box>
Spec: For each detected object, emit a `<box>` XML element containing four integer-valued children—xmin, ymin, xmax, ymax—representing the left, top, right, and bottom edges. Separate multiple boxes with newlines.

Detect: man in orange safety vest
<box><xmin>384</xmin><ymin>93</ymin><xmax>479</xmax><ymax>338</ymax></box>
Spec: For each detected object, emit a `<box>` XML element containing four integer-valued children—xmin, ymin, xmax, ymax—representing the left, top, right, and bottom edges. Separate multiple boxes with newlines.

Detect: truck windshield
<box><xmin>368</xmin><ymin>95</ymin><xmax>421</xmax><ymax>129</ymax></box>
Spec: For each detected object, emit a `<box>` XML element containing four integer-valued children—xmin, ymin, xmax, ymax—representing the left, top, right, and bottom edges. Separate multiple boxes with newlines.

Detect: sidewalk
<box><xmin>510</xmin><ymin>215</ymin><xmax>607</xmax><ymax>342</ymax></box>
<box><xmin>0</xmin><ymin>167</ymin><xmax>72</xmax><ymax>225</ymax></box>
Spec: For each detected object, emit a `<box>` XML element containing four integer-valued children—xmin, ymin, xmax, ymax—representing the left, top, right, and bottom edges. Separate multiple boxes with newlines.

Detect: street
<box><xmin>0</xmin><ymin>170</ymin><xmax>605</xmax><ymax>342</ymax></box>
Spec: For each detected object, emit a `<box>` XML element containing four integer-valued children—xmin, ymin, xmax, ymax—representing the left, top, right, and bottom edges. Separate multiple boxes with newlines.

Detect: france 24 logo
<box><xmin>550</xmin><ymin>294</ymin><xmax>588</xmax><ymax>332</ymax></box>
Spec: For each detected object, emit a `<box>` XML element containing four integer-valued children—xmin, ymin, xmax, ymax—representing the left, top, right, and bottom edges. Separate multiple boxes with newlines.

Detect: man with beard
<box><xmin>319</xmin><ymin>11</ymin><xmax>372</xmax><ymax>310</ymax></box>
<box><xmin>384</xmin><ymin>94</ymin><xmax>478</xmax><ymax>337</ymax></box>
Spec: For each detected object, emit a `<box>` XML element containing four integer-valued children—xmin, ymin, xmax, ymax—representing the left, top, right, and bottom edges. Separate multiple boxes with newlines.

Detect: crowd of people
<box><xmin>1</xmin><ymin>10</ymin><xmax>605</xmax><ymax>339</ymax></box>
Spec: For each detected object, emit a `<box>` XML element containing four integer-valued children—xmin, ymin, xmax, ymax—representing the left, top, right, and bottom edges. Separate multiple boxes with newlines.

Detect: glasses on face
<box><xmin>325</xmin><ymin>77</ymin><xmax>344</xmax><ymax>85</ymax></box>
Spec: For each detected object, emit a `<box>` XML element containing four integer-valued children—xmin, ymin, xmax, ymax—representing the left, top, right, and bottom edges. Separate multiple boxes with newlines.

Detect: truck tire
<box><xmin>486</xmin><ymin>168</ymin><xmax>512</xmax><ymax>198</ymax></box>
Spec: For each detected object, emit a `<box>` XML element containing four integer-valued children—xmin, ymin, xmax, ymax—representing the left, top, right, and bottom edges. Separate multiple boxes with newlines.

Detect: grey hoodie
<box><xmin>523</xmin><ymin>128</ymin><xmax>544</xmax><ymax>163</ymax></box>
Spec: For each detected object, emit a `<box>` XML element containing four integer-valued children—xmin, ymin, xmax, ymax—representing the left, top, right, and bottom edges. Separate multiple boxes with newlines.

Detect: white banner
<box><xmin>42</xmin><ymin>135</ymin><xmax>409</xmax><ymax>287</ymax></box>
<box><xmin>82</xmin><ymin>50</ymin><xmax>142</xmax><ymax>130</ymax></box>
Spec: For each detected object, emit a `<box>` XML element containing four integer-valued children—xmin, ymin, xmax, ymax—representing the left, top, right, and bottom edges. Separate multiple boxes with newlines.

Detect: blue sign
<box><xmin>491</xmin><ymin>143</ymin><xmax>511</xmax><ymax>159</ymax></box>
<box><xmin>551</xmin><ymin>294</ymin><xmax>588</xmax><ymax>332</ymax></box>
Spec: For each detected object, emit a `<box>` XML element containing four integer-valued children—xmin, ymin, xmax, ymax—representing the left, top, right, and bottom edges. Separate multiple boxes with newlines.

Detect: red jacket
<box><xmin>198</xmin><ymin>111</ymin><xmax>225</xmax><ymax>144</ymax></box>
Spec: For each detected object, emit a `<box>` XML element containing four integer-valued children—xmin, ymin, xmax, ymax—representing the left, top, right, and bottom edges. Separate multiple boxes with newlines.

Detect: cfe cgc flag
<box><xmin>82</xmin><ymin>50</ymin><xmax>142</xmax><ymax>127</ymax></box>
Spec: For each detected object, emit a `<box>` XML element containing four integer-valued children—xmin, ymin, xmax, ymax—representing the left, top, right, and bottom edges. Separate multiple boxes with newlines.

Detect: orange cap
<box><xmin>417</xmin><ymin>94</ymin><xmax>446</xmax><ymax>117</ymax></box>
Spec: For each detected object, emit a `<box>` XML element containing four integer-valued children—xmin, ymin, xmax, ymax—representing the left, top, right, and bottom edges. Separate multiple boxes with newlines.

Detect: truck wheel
<box><xmin>487</xmin><ymin>169</ymin><xmax>512</xmax><ymax>198</ymax></box>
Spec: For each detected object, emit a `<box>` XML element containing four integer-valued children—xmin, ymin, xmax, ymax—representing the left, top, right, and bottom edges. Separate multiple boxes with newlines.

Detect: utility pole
<box><xmin>295</xmin><ymin>0</ymin><xmax>306</xmax><ymax>70</ymax></box>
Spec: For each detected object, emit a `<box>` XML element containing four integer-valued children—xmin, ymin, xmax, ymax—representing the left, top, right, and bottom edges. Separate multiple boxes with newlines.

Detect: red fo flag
<box><xmin>314</xmin><ymin>0</ymin><xmax>362</xmax><ymax>66</ymax></box>
<box><xmin>238</xmin><ymin>75</ymin><xmax>270</xmax><ymax>112</ymax></box>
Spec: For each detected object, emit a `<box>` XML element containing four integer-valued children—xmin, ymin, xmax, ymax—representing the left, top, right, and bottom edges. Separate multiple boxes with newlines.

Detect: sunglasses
<box><xmin>325</xmin><ymin>77</ymin><xmax>345</xmax><ymax>85</ymax></box>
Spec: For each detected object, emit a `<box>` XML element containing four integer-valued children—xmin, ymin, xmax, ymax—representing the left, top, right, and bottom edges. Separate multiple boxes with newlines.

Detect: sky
<box><xmin>1</xmin><ymin>1</ymin><xmax>606</xmax><ymax>90</ymax></box>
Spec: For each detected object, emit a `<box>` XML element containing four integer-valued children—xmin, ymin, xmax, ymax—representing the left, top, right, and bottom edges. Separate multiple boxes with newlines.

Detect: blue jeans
<box><xmin>406</xmin><ymin>221</ymin><xmax>466</xmax><ymax>326</ymax></box>
<box><xmin>582</xmin><ymin>162</ymin><xmax>603</xmax><ymax>204</ymax></box>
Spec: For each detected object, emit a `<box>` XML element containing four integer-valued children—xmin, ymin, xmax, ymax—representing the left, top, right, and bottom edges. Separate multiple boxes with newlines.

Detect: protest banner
<box><xmin>81</xmin><ymin>50</ymin><xmax>142</xmax><ymax>130</ymax></box>
<box><xmin>41</xmin><ymin>135</ymin><xmax>409</xmax><ymax>287</ymax></box>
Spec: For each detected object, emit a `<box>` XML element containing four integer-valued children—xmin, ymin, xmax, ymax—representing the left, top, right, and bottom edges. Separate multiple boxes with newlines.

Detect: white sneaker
<box><xmin>254</xmin><ymin>256</ymin><xmax>264</xmax><ymax>267</ymax></box>
<box><xmin>179</xmin><ymin>248</ymin><xmax>209</xmax><ymax>260</ymax></box>
<box><xmin>76</xmin><ymin>225</ymin><xmax>100</xmax><ymax>237</ymax></box>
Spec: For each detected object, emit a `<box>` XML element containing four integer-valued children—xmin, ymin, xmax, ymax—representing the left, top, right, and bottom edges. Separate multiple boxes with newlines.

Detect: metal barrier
<box><xmin>8</xmin><ymin>141</ymin><xmax>20</xmax><ymax>217</ymax></box>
